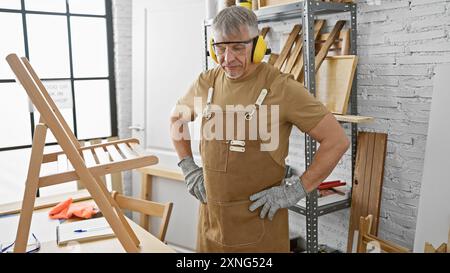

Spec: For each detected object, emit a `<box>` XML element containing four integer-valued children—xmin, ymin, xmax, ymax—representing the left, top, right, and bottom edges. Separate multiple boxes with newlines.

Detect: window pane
<box><xmin>27</xmin><ymin>14</ymin><xmax>70</xmax><ymax>78</ymax></box>
<box><xmin>25</xmin><ymin>0</ymin><xmax>66</xmax><ymax>13</ymax></box>
<box><xmin>71</xmin><ymin>17</ymin><xmax>108</xmax><ymax>78</ymax></box>
<box><xmin>39</xmin><ymin>145</ymin><xmax>78</xmax><ymax>197</ymax></box>
<box><xmin>68</xmin><ymin>0</ymin><xmax>105</xmax><ymax>15</ymax></box>
<box><xmin>0</xmin><ymin>83</ymin><xmax>32</xmax><ymax>148</ymax></box>
<box><xmin>33</xmin><ymin>80</ymin><xmax>74</xmax><ymax>144</ymax></box>
<box><xmin>0</xmin><ymin>12</ymin><xmax>25</xmax><ymax>79</ymax></box>
<box><xmin>0</xmin><ymin>0</ymin><xmax>21</xmax><ymax>10</ymax></box>
<box><xmin>33</xmin><ymin>109</ymin><xmax>74</xmax><ymax>144</ymax></box>
<box><xmin>74</xmin><ymin>80</ymin><xmax>111</xmax><ymax>139</ymax></box>
<box><xmin>0</xmin><ymin>148</ymin><xmax>30</xmax><ymax>204</ymax></box>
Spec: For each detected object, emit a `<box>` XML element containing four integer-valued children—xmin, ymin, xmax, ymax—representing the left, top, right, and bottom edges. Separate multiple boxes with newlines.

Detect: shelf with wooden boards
<box><xmin>255</xmin><ymin>1</ymin><xmax>360</xmax><ymax>253</ymax></box>
<box><xmin>203</xmin><ymin>0</ymin><xmax>359</xmax><ymax>253</ymax></box>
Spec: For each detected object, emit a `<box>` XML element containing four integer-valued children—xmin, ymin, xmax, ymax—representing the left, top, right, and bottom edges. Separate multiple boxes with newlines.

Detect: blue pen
<box><xmin>73</xmin><ymin>226</ymin><xmax>110</xmax><ymax>233</ymax></box>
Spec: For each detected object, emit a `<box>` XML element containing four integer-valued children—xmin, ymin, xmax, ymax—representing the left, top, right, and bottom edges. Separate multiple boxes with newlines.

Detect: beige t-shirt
<box><xmin>175</xmin><ymin>63</ymin><xmax>330</xmax><ymax>168</ymax></box>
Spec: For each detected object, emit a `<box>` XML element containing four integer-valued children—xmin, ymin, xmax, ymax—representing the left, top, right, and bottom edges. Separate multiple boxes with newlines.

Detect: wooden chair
<box><xmin>357</xmin><ymin>215</ymin><xmax>410</xmax><ymax>253</ymax></box>
<box><xmin>111</xmin><ymin>191</ymin><xmax>173</xmax><ymax>242</ymax></box>
<box><xmin>6</xmin><ymin>53</ymin><xmax>159</xmax><ymax>253</ymax></box>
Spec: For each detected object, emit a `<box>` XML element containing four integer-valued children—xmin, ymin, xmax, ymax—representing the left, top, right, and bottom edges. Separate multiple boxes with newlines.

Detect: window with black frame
<box><xmin>0</xmin><ymin>0</ymin><xmax>117</xmax><ymax>152</ymax></box>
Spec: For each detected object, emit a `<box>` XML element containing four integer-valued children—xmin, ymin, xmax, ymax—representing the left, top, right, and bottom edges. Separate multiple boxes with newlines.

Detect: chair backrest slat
<box><xmin>111</xmin><ymin>191</ymin><xmax>173</xmax><ymax>242</ymax></box>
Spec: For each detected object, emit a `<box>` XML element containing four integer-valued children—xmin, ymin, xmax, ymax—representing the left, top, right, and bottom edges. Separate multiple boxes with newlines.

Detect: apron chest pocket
<box><xmin>201</xmin><ymin>140</ymin><xmax>228</xmax><ymax>172</ymax></box>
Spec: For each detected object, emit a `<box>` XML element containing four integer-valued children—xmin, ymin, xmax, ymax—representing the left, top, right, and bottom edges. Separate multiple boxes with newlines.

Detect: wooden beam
<box><xmin>260</xmin><ymin>27</ymin><xmax>270</xmax><ymax>38</ymax></box>
<box><xmin>298</xmin><ymin>20</ymin><xmax>345</xmax><ymax>83</ymax></box>
<box><xmin>268</xmin><ymin>53</ymin><xmax>279</xmax><ymax>65</ymax></box>
<box><xmin>273</xmin><ymin>24</ymin><xmax>301</xmax><ymax>70</ymax></box>
<box><xmin>283</xmin><ymin>33</ymin><xmax>302</xmax><ymax>73</ymax></box>
<box><xmin>291</xmin><ymin>20</ymin><xmax>324</xmax><ymax>81</ymax></box>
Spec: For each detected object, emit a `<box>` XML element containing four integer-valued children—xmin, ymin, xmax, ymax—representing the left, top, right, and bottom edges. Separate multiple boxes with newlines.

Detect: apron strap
<box><xmin>203</xmin><ymin>87</ymin><xmax>214</xmax><ymax>120</ymax></box>
<box><xmin>245</xmin><ymin>88</ymin><xmax>268</xmax><ymax>121</ymax></box>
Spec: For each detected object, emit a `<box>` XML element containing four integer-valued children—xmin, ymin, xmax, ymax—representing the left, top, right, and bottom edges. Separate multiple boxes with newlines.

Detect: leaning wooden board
<box><xmin>283</xmin><ymin>34</ymin><xmax>302</xmax><ymax>73</ymax></box>
<box><xmin>260</xmin><ymin>27</ymin><xmax>270</xmax><ymax>38</ymax></box>
<box><xmin>315</xmin><ymin>55</ymin><xmax>358</xmax><ymax>114</ymax></box>
<box><xmin>347</xmin><ymin>132</ymin><xmax>388</xmax><ymax>253</ymax></box>
<box><xmin>273</xmin><ymin>24</ymin><xmax>301</xmax><ymax>70</ymax></box>
<box><xmin>316</xmin><ymin>29</ymin><xmax>350</xmax><ymax>56</ymax></box>
<box><xmin>291</xmin><ymin>20</ymin><xmax>325</xmax><ymax>81</ymax></box>
<box><xmin>298</xmin><ymin>20</ymin><xmax>345</xmax><ymax>83</ymax></box>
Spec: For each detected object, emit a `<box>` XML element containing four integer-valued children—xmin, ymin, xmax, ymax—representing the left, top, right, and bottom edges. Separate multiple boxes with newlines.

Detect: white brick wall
<box><xmin>112</xmin><ymin>0</ymin><xmax>132</xmax><ymax>196</ymax></box>
<box><xmin>270</xmin><ymin>0</ymin><xmax>450</xmax><ymax>252</ymax></box>
<box><xmin>112</xmin><ymin>0</ymin><xmax>450</xmax><ymax>251</ymax></box>
<box><xmin>357</xmin><ymin>0</ymin><xmax>450</xmax><ymax>249</ymax></box>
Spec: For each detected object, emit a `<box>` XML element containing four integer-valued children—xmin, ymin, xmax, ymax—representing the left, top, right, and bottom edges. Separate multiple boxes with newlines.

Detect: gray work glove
<box><xmin>178</xmin><ymin>156</ymin><xmax>207</xmax><ymax>203</ymax></box>
<box><xmin>249</xmin><ymin>176</ymin><xmax>307</xmax><ymax>221</ymax></box>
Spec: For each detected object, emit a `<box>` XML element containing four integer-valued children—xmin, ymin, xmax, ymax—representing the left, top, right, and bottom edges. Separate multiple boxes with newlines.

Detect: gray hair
<box><xmin>212</xmin><ymin>6</ymin><xmax>259</xmax><ymax>39</ymax></box>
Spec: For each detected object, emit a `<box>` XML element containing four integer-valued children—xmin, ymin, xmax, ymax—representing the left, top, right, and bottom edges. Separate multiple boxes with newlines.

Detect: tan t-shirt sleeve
<box><xmin>174</xmin><ymin>69</ymin><xmax>214</xmax><ymax>122</ymax></box>
<box><xmin>283</xmin><ymin>77</ymin><xmax>330</xmax><ymax>133</ymax></box>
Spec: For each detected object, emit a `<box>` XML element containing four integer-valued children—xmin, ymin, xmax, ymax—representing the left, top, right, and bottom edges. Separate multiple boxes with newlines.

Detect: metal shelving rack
<box><xmin>203</xmin><ymin>1</ymin><xmax>357</xmax><ymax>253</ymax></box>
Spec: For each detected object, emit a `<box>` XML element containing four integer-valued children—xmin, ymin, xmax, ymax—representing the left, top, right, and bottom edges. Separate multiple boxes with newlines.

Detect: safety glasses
<box><xmin>0</xmin><ymin>233</ymin><xmax>41</xmax><ymax>253</ymax></box>
<box><xmin>212</xmin><ymin>37</ymin><xmax>255</xmax><ymax>56</ymax></box>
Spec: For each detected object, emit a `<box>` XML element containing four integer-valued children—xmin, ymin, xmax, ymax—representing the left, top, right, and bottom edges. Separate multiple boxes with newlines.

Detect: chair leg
<box><xmin>93</xmin><ymin>176</ymin><xmax>141</xmax><ymax>247</ymax></box>
<box><xmin>14</xmin><ymin>124</ymin><xmax>47</xmax><ymax>252</ymax></box>
<box><xmin>140</xmin><ymin>174</ymin><xmax>152</xmax><ymax>230</ymax></box>
<box><xmin>80</xmin><ymin>175</ymin><xmax>139</xmax><ymax>252</ymax></box>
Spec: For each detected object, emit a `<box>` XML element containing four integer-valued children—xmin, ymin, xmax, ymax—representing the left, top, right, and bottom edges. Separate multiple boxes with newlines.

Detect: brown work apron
<box><xmin>196</xmin><ymin>85</ymin><xmax>290</xmax><ymax>253</ymax></box>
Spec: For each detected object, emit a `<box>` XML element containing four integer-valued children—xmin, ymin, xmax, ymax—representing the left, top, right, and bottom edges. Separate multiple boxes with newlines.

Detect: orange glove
<box><xmin>49</xmin><ymin>198</ymin><xmax>98</xmax><ymax>220</ymax></box>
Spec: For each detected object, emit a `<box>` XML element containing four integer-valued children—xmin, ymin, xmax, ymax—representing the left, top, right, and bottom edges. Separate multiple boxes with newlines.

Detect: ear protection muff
<box><xmin>251</xmin><ymin>35</ymin><xmax>268</xmax><ymax>64</ymax></box>
<box><xmin>209</xmin><ymin>36</ymin><xmax>270</xmax><ymax>64</ymax></box>
<box><xmin>209</xmin><ymin>38</ymin><xmax>219</xmax><ymax>64</ymax></box>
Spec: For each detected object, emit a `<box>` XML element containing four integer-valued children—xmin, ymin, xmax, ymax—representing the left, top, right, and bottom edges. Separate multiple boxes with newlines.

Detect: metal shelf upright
<box><xmin>203</xmin><ymin>1</ymin><xmax>358</xmax><ymax>253</ymax></box>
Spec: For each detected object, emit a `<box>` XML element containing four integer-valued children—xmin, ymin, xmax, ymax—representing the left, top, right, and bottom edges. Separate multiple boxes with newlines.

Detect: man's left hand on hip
<box><xmin>249</xmin><ymin>176</ymin><xmax>307</xmax><ymax>221</ymax></box>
